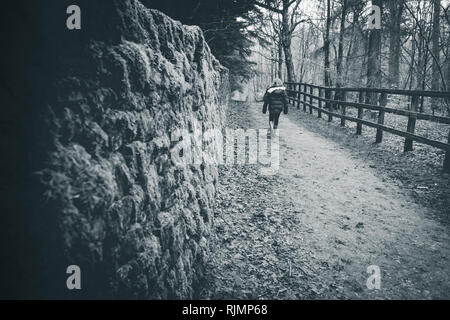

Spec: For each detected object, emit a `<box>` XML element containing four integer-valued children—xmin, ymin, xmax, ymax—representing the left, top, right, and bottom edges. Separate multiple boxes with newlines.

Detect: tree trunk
<box><xmin>416</xmin><ymin>30</ymin><xmax>425</xmax><ymax>91</ymax></box>
<box><xmin>432</xmin><ymin>0</ymin><xmax>441</xmax><ymax>91</ymax></box>
<box><xmin>348</xmin><ymin>4</ymin><xmax>365</xmax><ymax>85</ymax></box>
<box><xmin>447</xmin><ymin>58</ymin><xmax>450</xmax><ymax>115</ymax></box>
<box><xmin>431</xmin><ymin>0</ymin><xmax>441</xmax><ymax>119</ymax></box>
<box><xmin>271</xmin><ymin>47</ymin><xmax>275</xmax><ymax>82</ymax></box>
<box><xmin>324</xmin><ymin>0</ymin><xmax>331</xmax><ymax>88</ymax></box>
<box><xmin>336</xmin><ymin>0</ymin><xmax>347</xmax><ymax>88</ymax></box>
<box><xmin>408</xmin><ymin>29</ymin><xmax>417</xmax><ymax>91</ymax></box>
<box><xmin>388</xmin><ymin>0</ymin><xmax>403</xmax><ymax>88</ymax></box>
<box><xmin>282</xmin><ymin>0</ymin><xmax>295</xmax><ymax>82</ymax></box>
<box><xmin>278</xmin><ymin>39</ymin><xmax>283</xmax><ymax>79</ymax></box>
<box><xmin>366</xmin><ymin>0</ymin><xmax>383</xmax><ymax>105</ymax></box>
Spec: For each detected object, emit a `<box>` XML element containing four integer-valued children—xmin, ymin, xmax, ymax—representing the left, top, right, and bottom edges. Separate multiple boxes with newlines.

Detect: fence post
<box><xmin>375</xmin><ymin>93</ymin><xmax>387</xmax><ymax>143</ymax></box>
<box><xmin>356</xmin><ymin>91</ymin><xmax>364</xmax><ymax>135</ymax></box>
<box><xmin>286</xmin><ymin>83</ymin><xmax>291</xmax><ymax>103</ymax></box>
<box><xmin>404</xmin><ymin>94</ymin><xmax>419</xmax><ymax>152</ymax></box>
<box><xmin>340</xmin><ymin>91</ymin><xmax>347</xmax><ymax>127</ymax></box>
<box><xmin>288</xmin><ymin>83</ymin><xmax>292</xmax><ymax>103</ymax></box>
<box><xmin>309</xmin><ymin>86</ymin><xmax>314</xmax><ymax>114</ymax></box>
<box><xmin>327</xmin><ymin>89</ymin><xmax>333</xmax><ymax>122</ymax></box>
<box><xmin>297</xmin><ymin>84</ymin><xmax>302</xmax><ymax>109</ymax></box>
<box><xmin>291</xmin><ymin>83</ymin><xmax>296</xmax><ymax>105</ymax></box>
<box><xmin>444</xmin><ymin>130</ymin><xmax>450</xmax><ymax>173</ymax></box>
<box><xmin>318</xmin><ymin>88</ymin><xmax>323</xmax><ymax>118</ymax></box>
<box><xmin>303</xmin><ymin>84</ymin><xmax>307</xmax><ymax>112</ymax></box>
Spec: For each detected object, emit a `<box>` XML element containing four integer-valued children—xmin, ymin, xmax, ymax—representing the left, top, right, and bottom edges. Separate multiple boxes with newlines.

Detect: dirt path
<box><xmin>202</xmin><ymin>101</ymin><xmax>450</xmax><ymax>300</ymax></box>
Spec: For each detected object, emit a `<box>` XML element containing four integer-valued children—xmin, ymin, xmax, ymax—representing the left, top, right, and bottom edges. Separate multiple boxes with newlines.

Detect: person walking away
<box><xmin>262</xmin><ymin>79</ymin><xmax>288</xmax><ymax>135</ymax></box>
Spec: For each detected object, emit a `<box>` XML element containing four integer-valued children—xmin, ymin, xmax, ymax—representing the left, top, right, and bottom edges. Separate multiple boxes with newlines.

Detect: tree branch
<box><xmin>287</xmin><ymin>0</ymin><xmax>297</xmax><ymax>8</ymax></box>
<box><xmin>290</xmin><ymin>19</ymin><xmax>307</xmax><ymax>34</ymax></box>
<box><xmin>403</xmin><ymin>0</ymin><xmax>448</xmax><ymax>91</ymax></box>
<box><xmin>254</xmin><ymin>1</ymin><xmax>283</xmax><ymax>14</ymax></box>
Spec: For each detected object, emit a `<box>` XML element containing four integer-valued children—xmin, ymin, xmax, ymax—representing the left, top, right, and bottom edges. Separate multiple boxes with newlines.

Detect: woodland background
<box><xmin>149</xmin><ymin>0</ymin><xmax>450</xmax><ymax>116</ymax></box>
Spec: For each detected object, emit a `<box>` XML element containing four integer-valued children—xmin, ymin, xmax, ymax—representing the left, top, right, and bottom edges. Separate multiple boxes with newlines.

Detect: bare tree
<box><xmin>255</xmin><ymin>0</ymin><xmax>306</xmax><ymax>82</ymax></box>
<box><xmin>366</xmin><ymin>0</ymin><xmax>383</xmax><ymax>105</ymax></box>
<box><xmin>336</xmin><ymin>0</ymin><xmax>348</xmax><ymax>90</ymax></box>
<box><xmin>324</xmin><ymin>0</ymin><xmax>332</xmax><ymax>89</ymax></box>
<box><xmin>388</xmin><ymin>0</ymin><xmax>404</xmax><ymax>88</ymax></box>
<box><xmin>432</xmin><ymin>0</ymin><xmax>441</xmax><ymax>92</ymax></box>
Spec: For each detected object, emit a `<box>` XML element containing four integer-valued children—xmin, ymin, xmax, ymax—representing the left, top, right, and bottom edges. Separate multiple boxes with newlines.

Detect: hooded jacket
<box><xmin>263</xmin><ymin>86</ymin><xmax>288</xmax><ymax>114</ymax></box>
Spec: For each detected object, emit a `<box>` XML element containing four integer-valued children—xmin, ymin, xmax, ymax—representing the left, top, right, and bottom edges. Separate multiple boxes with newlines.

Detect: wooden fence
<box><xmin>285</xmin><ymin>82</ymin><xmax>450</xmax><ymax>173</ymax></box>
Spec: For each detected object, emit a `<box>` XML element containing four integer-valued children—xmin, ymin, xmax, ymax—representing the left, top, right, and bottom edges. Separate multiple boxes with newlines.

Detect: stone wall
<box><xmin>15</xmin><ymin>0</ymin><xmax>228</xmax><ymax>299</ymax></box>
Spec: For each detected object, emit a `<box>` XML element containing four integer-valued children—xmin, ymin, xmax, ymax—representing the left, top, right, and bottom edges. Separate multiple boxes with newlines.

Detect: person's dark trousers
<box><xmin>269</xmin><ymin>111</ymin><xmax>281</xmax><ymax>129</ymax></box>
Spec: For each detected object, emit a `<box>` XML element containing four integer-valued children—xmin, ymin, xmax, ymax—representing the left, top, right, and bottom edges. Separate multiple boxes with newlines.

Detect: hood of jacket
<box><xmin>267</xmin><ymin>86</ymin><xmax>286</xmax><ymax>94</ymax></box>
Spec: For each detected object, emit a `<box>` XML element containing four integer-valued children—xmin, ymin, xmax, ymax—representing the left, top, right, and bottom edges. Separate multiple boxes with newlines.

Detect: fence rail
<box><xmin>284</xmin><ymin>82</ymin><xmax>450</xmax><ymax>173</ymax></box>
